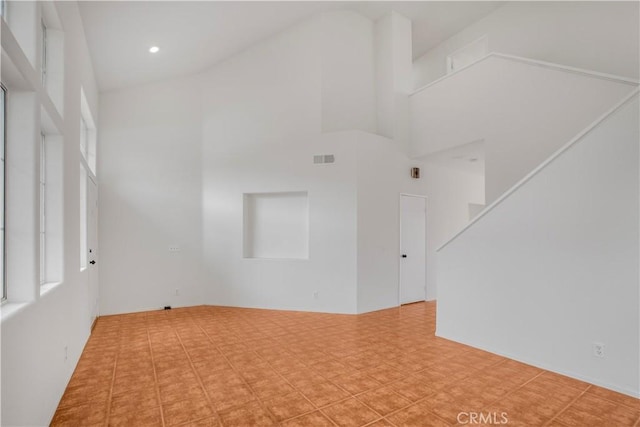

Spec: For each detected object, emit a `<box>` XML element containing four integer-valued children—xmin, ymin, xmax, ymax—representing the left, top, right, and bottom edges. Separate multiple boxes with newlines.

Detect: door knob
<box><xmin>401</xmin><ymin>254</ymin><xmax>407</xmax><ymax>258</ymax></box>
<box><xmin>89</xmin><ymin>260</ymin><xmax>96</xmax><ymax>265</ymax></box>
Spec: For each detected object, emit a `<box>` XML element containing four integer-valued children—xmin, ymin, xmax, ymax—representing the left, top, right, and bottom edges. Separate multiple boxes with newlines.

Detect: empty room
<box><xmin>1</xmin><ymin>1</ymin><xmax>639</xmax><ymax>426</ymax></box>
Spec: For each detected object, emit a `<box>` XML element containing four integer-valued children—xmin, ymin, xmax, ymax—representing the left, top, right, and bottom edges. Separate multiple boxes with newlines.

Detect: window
<box><xmin>40</xmin><ymin>4</ymin><xmax>64</xmax><ymax>114</ymax></box>
<box><xmin>39</xmin><ymin>132</ymin><xmax>46</xmax><ymax>285</ymax></box>
<box><xmin>41</xmin><ymin>19</ymin><xmax>47</xmax><ymax>86</ymax></box>
<box><xmin>0</xmin><ymin>0</ymin><xmax>6</xmax><ymax>19</ymax></box>
<box><xmin>39</xmin><ymin>121</ymin><xmax>63</xmax><ymax>291</ymax></box>
<box><xmin>0</xmin><ymin>85</ymin><xmax>5</xmax><ymax>301</ymax></box>
<box><xmin>80</xmin><ymin>164</ymin><xmax>87</xmax><ymax>270</ymax></box>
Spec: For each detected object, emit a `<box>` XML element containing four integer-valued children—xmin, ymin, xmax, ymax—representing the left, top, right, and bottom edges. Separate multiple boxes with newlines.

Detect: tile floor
<box><xmin>52</xmin><ymin>302</ymin><xmax>640</xmax><ymax>426</ymax></box>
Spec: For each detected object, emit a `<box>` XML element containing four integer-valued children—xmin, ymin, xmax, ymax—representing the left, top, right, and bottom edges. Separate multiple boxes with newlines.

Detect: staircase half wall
<box><xmin>436</xmin><ymin>91</ymin><xmax>640</xmax><ymax>397</ymax></box>
<box><xmin>410</xmin><ymin>53</ymin><xmax>638</xmax><ymax>204</ymax></box>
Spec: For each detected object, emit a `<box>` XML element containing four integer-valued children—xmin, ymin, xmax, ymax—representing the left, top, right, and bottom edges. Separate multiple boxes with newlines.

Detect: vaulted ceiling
<box><xmin>79</xmin><ymin>1</ymin><xmax>503</xmax><ymax>91</ymax></box>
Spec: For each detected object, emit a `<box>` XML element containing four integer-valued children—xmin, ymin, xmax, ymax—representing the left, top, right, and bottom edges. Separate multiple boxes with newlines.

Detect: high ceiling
<box><xmin>78</xmin><ymin>1</ymin><xmax>503</xmax><ymax>92</ymax></box>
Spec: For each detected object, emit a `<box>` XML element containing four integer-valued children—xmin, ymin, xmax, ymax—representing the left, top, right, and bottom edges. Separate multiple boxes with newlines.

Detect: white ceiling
<box><xmin>78</xmin><ymin>1</ymin><xmax>503</xmax><ymax>92</ymax></box>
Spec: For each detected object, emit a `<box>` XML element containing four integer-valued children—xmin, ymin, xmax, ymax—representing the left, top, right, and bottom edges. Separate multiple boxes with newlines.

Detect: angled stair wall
<box><xmin>436</xmin><ymin>91</ymin><xmax>639</xmax><ymax>397</ymax></box>
<box><xmin>410</xmin><ymin>53</ymin><xmax>638</xmax><ymax>204</ymax></box>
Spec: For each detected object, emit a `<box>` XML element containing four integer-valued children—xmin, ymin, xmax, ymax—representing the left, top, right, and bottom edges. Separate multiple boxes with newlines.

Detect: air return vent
<box><xmin>313</xmin><ymin>154</ymin><xmax>335</xmax><ymax>164</ymax></box>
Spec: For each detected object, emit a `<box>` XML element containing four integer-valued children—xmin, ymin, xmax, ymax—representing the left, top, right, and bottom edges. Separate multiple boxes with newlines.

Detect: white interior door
<box><xmin>87</xmin><ymin>177</ymin><xmax>99</xmax><ymax>326</ymax></box>
<box><xmin>400</xmin><ymin>195</ymin><xmax>426</xmax><ymax>305</ymax></box>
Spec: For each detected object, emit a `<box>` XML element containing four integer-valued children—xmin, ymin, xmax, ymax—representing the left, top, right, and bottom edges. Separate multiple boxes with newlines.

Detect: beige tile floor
<box><xmin>52</xmin><ymin>302</ymin><xmax>640</xmax><ymax>426</ymax></box>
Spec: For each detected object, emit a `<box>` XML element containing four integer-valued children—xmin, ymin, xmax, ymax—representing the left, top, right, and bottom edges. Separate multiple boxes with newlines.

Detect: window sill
<box><xmin>40</xmin><ymin>281</ymin><xmax>62</xmax><ymax>296</ymax></box>
<box><xmin>1</xmin><ymin>301</ymin><xmax>29</xmax><ymax>322</ymax></box>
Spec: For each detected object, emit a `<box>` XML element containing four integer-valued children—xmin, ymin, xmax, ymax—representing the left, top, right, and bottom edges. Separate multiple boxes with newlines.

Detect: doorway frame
<box><xmin>84</xmin><ymin>163</ymin><xmax>99</xmax><ymax>330</ymax></box>
<box><xmin>398</xmin><ymin>193</ymin><xmax>428</xmax><ymax>307</ymax></box>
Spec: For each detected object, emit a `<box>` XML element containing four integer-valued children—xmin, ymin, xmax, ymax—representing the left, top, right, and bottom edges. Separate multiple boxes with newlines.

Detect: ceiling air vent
<box><xmin>313</xmin><ymin>154</ymin><xmax>335</xmax><ymax>164</ymax></box>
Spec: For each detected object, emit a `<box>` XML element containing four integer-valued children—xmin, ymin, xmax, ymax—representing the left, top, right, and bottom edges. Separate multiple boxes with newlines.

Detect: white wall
<box><xmin>1</xmin><ymin>2</ymin><xmax>100</xmax><ymax>425</ymax></box>
<box><xmin>202</xmin><ymin>129</ymin><xmax>432</xmax><ymax>316</ymax></box>
<box><xmin>202</xmin><ymin>10</ymin><xmax>373</xmax><ymax>313</ymax></box>
<box><xmin>413</xmin><ymin>1</ymin><xmax>640</xmax><ymax>88</ymax></box>
<box><xmin>98</xmin><ymin>77</ymin><xmax>205</xmax><ymax>315</ymax></box>
<box><xmin>423</xmin><ymin>165</ymin><xmax>484</xmax><ymax>301</ymax></box>
<box><xmin>356</xmin><ymin>132</ymin><xmax>428</xmax><ymax>313</ymax></box>
<box><xmin>200</xmin><ymin>16</ymin><xmax>321</xmax><ymax>156</ymax></box>
<box><xmin>320</xmin><ymin>11</ymin><xmax>376</xmax><ymax>134</ymax></box>
<box><xmin>410</xmin><ymin>55</ymin><xmax>637</xmax><ymax>204</ymax></box>
<box><xmin>99</xmin><ymin>11</ymin><xmax>380</xmax><ymax>315</ymax></box>
<box><xmin>200</xmin><ymin>10</ymin><xmax>375</xmax><ymax>157</ymax></box>
<box><xmin>203</xmin><ymin>133</ymin><xmax>359</xmax><ymax>314</ymax></box>
<box><xmin>355</xmin><ymin>134</ymin><xmax>484</xmax><ymax>309</ymax></box>
<box><xmin>437</xmin><ymin>94</ymin><xmax>639</xmax><ymax>397</ymax></box>
<box><xmin>374</xmin><ymin>11</ymin><xmax>412</xmax><ymax>149</ymax></box>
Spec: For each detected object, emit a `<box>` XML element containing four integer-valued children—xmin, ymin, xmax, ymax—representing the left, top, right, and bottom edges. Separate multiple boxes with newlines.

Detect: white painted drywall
<box><xmin>437</xmin><ymin>94</ymin><xmax>640</xmax><ymax>397</ymax></box>
<box><xmin>5</xmin><ymin>1</ymin><xmax>38</xmax><ymax>69</ymax></box>
<box><xmin>202</xmin><ymin>12</ymin><xmax>375</xmax><ymax>313</ymax></box>
<box><xmin>468</xmin><ymin>203</ymin><xmax>485</xmax><ymax>220</ymax></box>
<box><xmin>446</xmin><ymin>35</ymin><xmax>487</xmax><ymax>74</ymax></box>
<box><xmin>1</xmin><ymin>2</ymin><xmax>100</xmax><ymax>425</ymax></box>
<box><xmin>204</xmin><ymin>129</ymin><xmax>431</xmax><ymax>316</ymax></box>
<box><xmin>200</xmin><ymin>10</ymin><xmax>375</xmax><ymax>156</ymax></box>
<box><xmin>99</xmin><ymin>10</ymin><xmax>379</xmax><ymax>315</ymax></box>
<box><xmin>374</xmin><ymin>11</ymin><xmax>412</xmax><ymax>148</ymax></box>
<box><xmin>203</xmin><ymin>133</ymin><xmax>359</xmax><ymax>314</ymax></box>
<box><xmin>200</xmin><ymin>16</ymin><xmax>322</xmax><ymax>156</ymax></box>
<box><xmin>320</xmin><ymin>11</ymin><xmax>376</xmax><ymax>134</ymax></box>
<box><xmin>98</xmin><ymin>77</ymin><xmax>205</xmax><ymax>315</ymax></box>
<box><xmin>410</xmin><ymin>55</ymin><xmax>637</xmax><ymax>204</ymax></box>
<box><xmin>423</xmin><ymin>164</ymin><xmax>485</xmax><ymax>301</ymax></box>
<box><xmin>354</xmin><ymin>132</ymin><xmax>482</xmax><ymax>311</ymax></box>
<box><xmin>243</xmin><ymin>192</ymin><xmax>309</xmax><ymax>260</ymax></box>
<box><xmin>355</xmin><ymin>132</ymin><xmax>428</xmax><ymax>313</ymax></box>
<box><xmin>414</xmin><ymin>1</ymin><xmax>640</xmax><ymax>88</ymax></box>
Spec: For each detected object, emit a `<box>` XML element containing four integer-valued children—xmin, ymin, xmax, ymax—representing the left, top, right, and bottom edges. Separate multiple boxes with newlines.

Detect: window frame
<box><xmin>79</xmin><ymin>162</ymin><xmax>87</xmax><ymax>271</ymax></box>
<box><xmin>1</xmin><ymin>84</ymin><xmax>7</xmax><ymax>302</ymax></box>
<box><xmin>79</xmin><ymin>116</ymin><xmax>88</xmax><ymax>161</ymax></box>
<box><xmin>41</xmin><ymin>19</ymin><xmax>47</xmax><ymax>87</ymax></box>
<box><xmin>39</xmin><ymin>132</ymin><xmax>46</xmax><ymax>286</ymax></box>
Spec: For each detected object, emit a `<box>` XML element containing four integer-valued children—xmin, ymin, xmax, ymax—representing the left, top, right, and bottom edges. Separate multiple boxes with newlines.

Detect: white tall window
<box><xmin>39</xmin><ymin>123</ymin><xmax>63</xmax><ymax>292</ymax></box>
<box><xmin>39</xmin><ymin>132</ymin><xmax>46</xmax><ymax>285</ymax></box>
<box><xmin>1</xmin><ymin>85</ymin><xmax>6</xmax><ymax>300</ymax></box>
<box><xmin>80</xmin><ymin>164</ymin><xmax>87</xmax><ymax>270</ymax></box>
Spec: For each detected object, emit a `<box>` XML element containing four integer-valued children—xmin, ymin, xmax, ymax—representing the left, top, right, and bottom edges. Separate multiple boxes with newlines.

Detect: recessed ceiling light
<box><xmin>149</xmin><ymin>46</ymin><xmax>160</xmax><ymax>53</ymax></box>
